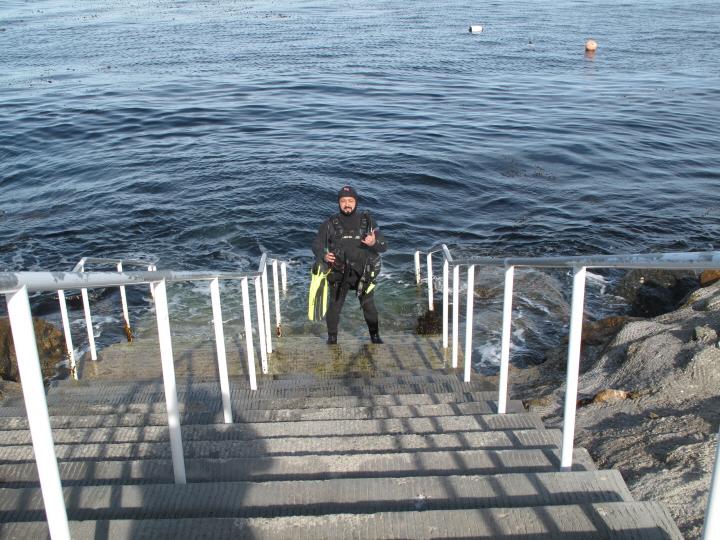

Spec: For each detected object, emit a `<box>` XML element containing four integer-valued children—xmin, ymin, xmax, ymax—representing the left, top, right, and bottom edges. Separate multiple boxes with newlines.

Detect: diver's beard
<box><xmin>340</xmin><ymin>206</ymin><xmax>356</xmax><ymax>215</ymax></box>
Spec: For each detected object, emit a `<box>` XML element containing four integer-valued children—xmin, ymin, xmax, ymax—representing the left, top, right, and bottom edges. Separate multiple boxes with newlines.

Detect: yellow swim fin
<box><xmin>308</xmin><ymin>262</ymin><xmax>329</xmax><ymax>321</ymax></box>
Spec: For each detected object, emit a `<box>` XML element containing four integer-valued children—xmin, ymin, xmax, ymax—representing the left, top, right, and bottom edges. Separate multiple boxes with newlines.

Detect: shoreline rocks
<box><xmin>0</xmin><ymin>318</ymin><xmax>66</xmax><ymax>382</ymax></box>
<box><xmin>614</xmin><ymin>269</ymin><xmax>700</xmax><ymax>317</ymax></box>
<box><xmin>701</xmin><ymin>270</ymin><xmax>720</xmax><ymax>287</ymax></box>
<box><xmin>515</xmin><ymin>278</ymin><xmax>720</xmax><ymax>539</ymax></box>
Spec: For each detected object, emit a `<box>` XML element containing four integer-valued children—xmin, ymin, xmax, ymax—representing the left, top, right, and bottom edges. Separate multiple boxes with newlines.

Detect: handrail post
<box><xmin>414</xmin><ymin>251</ymin><xmax>421</xmax><ymax>285</ymax></box>
<box><xmin>560</xmin><ymin>266</ymin><xmax>587</xmax><ymax>471</ymax></box>
<box><xmin>153</xmin><ymin>279</ymin><xmax>186</xmax><ymax>484</ymax></box>
<box><xmin>498</xmin><ymin>265</ymin><xmax>515</xmax><ymax>414</ymax></box>
<box><xmin>57</xmin><ymin>290</ymin><xmax>76</xmax><ymax>379</ymax></box>
<box><xmin>210</xmin><ymin>278</ymin><xmax>232</xmax><ymax>424</ymax></box>
<box><xmin>281</xmin><ymin>261</ymin><xmax>288</xmax><ymax>293</ymax></box>
<box><xmin>464</xmin><ymin>265</ymin><xmax>475</xmax><ymax>382</ymax></box>
<box><xmin>148</xmin><ymin>265</ymin><xmax>156</xmax><ymax>297</ymax></box>
<box><xmin>79</xmin><ymin>262</ymin><xmax>97</xmax><ymax>361</ymax></box>
<box><xmin>6</xmin><ymin>286</ymin><xmax>71</xmax><ymax>540</ymax></box>
<box><xmin>254</xmin><ymin>276</ymin><xmax>269</xmax><ymax>374</ymax></box>
<box><xmin>442</xmin><ymin>259</ymin><xmax>449</xmax><ymax>349</ymax></box>
<box><xmin>426</xmin><ymin>253</ymin><xmax>434</xmax><ymax>311</ymax></box>
<box><xmin>240</xmin><ymin>278</ymin><xmax>258</xmax><ymax>390</ymax></box>
<box><xmin>272</xmin><ymin>260</ymin><xmax>281</xmax><ymax>337</ymax></box>
<box><xmin>702</xmin><ymin>427</ymin><xmax>720</xmax><ymax>539</ymax></box>
<box><xmin>117</xmin><ymin>262</ymin><xmax>131</xmax><ymax>337</ymax></box>
<box><xmin>261</xmin><ymin>265</ymin><xmax>272</xmax><ymax>354</ymax></box>
<box><xmin>451</xmin><ymin>264</ymin><xmax>460</xmax><ymax>368</ymax></box>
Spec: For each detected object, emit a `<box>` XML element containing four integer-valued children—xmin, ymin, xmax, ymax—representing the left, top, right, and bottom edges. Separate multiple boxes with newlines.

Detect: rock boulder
<box><xmin>614</xmin><ymin>269</ymin><xmax>699</xmax><ymax>317</ymax></box>
<box><xmin>0</xmin><ymin>318</ymin><xmax>65</xmax><ymax>382</ymax></box>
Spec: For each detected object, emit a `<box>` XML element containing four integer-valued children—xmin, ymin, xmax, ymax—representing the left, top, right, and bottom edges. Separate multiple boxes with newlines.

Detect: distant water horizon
<box><xmin>2</xmin><ymin>0</ymin><xmax>719</xmax><ymax>369</ymax></box>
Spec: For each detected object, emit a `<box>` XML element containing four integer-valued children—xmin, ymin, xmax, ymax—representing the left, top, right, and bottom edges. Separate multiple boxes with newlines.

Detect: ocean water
<box><xmin>1</xmin><ymin>0</ymin><xmax>719</xmax><ymax>368</ymax></box>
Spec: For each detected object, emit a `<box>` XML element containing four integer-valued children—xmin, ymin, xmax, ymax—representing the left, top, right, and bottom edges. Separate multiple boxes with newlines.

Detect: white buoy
<box><xmin>469</xmin><ymin>25</ymin><xmax>483</xmax><ymax>33</ymax></box>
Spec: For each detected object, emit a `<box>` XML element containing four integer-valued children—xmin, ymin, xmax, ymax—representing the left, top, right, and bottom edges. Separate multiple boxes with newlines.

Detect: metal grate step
<box><xmin>0</xmin><ymin>471</ymin><xmax>632</xmax><ymax>522</ymax></box>
<box><xmin>0</xmin><ymin>399</ymin><xmax>525</xmax><ymax>430</ymax></box>
<box><xmin>0</xmin><ymin>448</ymin><xmax>596</xmax><ymax>486</ymax></box>
<box><xmin>0</xmin><ymin>429</ymin><xmax>561</xmax><ymax>466</ymax></box>
<box><xmin>0</xmin><ymin>413</ymin><xmax>546</xmax><ymax>463</ymax></box>
<box><xmin>0</xmin><ymin>502</ymin><xmax>682</xmax><ymax>539</ymax></box>
<box><xmin>0</xmin><ymin>390</ymin><xmax>507</xmax><ymax>419</ymax></box>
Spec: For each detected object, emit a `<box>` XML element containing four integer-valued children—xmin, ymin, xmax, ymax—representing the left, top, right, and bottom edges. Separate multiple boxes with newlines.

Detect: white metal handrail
<box><xmin>0</xmin><ymin>255</ymin><xmax>291</xmax><ymax>398</ymax></box>
<box><xmin>5</xmin><ymin>287</ymin><xmax>70</xmax><ymax>539</ymax></box>
<box><xmin>704</xmin><ymin>427</ymin><xmax>720</xmax><ymax>539</ymax></box>
<box><xmin>414</xmin><ymin>246</ymin><xmax>720</xmax><ymax>486</ymax></box>
<box><xmin>1</xmin><ymin>253</ymin><xmax>289</xmax><ymax>538</ymax></box>
<box><xmin>415</xmin><ymin>245</ymin><xmax>720</xmax><ymax>536</ymax></box>
<box><xmin>61</xmin><ymin>257</ymin><xmax>157</xmax><ymax>372</ymax></box>
<box><xmin>58</xmin><ymin>255</ymin><xmax>288</xmax><ymax>373</ymax></box>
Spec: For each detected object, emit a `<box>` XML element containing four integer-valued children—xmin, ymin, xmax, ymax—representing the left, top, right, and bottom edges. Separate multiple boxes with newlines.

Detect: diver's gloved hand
<box><xmin>325</xmin><ymin>250</ymin><xmax>346</xmax><ymax>272</ymax></box>
<box><xmin>362</xmin><ymin>229</ymin><xmax>377</xmax><ymax>247</ymax></box>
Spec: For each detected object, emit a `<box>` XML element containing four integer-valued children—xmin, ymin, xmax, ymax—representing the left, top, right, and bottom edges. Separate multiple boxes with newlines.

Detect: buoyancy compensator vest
<box><xmin>329</xmin><ymin>211</ymin><xmax>381</xmax><ymax>297</ymax></box>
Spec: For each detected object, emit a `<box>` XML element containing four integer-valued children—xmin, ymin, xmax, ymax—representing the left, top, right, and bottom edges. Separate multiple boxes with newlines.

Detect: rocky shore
<box><xmin>0</xmin><ymin>318</ymin><xmax>65</xmax><ymax>390</ymax></box>
<box><xmin>513</xmin><ymin>272</ymin><xmax>720</xmax><ymax>539</ymax></box>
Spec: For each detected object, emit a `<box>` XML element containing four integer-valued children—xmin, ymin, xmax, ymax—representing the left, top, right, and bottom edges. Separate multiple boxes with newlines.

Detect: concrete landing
<box><xmin>78</xmin><ymin>333</ymin><xmax>460</xmax><ymax>382</ymax></box>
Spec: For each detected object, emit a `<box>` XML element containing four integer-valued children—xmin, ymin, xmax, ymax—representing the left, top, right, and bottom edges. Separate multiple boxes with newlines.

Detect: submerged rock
<box><xmin>0</xmin><ymin>318</ymin><xmax>65</xmax><ymax>382</ymax></box>
<box><xmin>614</xmin><ymin>269</ymin><xmax>699</xmax><ymax>317</ymax></box>
<box><xmin>415</xmin><ymin>308</ymin><xmax>443</xmax><ymax>335</ymax></box>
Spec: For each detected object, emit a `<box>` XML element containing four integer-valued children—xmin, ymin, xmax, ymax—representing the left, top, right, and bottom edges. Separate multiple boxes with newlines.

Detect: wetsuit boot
<box><xmin>360</xmin><ymin>289</ymin><xmax>382</xmax><ymax>344</ymax></box>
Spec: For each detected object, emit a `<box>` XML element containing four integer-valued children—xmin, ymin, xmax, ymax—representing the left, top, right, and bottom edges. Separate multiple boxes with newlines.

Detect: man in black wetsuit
<box><xmin>312</xmin><ymin>186</ymin><xmax>388</xmax><ymax>345</ymax></box>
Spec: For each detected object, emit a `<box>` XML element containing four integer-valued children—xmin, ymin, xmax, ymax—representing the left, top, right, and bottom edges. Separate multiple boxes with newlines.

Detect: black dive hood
<box><xmin>338</xmin><ymin>185</ymin><xmax>359</xmax><ymax>216</ymax></box>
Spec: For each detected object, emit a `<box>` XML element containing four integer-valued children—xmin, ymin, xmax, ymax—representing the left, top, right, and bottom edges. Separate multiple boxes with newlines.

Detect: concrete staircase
<box><xmin>0</xmin><ymin>358</ymin><xmax>682</xmax><ymax>537</ymax></box>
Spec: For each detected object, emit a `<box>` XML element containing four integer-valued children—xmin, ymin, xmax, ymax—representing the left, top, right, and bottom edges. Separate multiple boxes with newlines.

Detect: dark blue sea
<box><xmin>2</xmin><ymin>0</ymin><xmax>719</xmax><ymax>368</ymax></box>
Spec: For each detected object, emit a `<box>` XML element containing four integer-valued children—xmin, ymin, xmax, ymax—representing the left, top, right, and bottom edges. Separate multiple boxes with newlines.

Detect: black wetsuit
<box><xmin>312</xmin><ymin>210</ymin><xmax>387</xmax><ymax>335</ymax></box>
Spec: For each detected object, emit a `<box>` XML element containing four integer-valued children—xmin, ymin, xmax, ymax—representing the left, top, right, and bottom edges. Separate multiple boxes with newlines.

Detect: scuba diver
<box><xmin>311</xmin><ymin>185</ymin><xmax>388</xmax><ymax>345</ymax></box>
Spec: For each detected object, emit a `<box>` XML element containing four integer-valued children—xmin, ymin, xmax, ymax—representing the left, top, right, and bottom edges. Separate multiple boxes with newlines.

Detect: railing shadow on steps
<box><xmin>45</xmin><ymin>381</ymin><xmax>274</xmax><ymax>540</ymax></box>
<box><xmin>415</xmin><ymin>244</ymin><xmax>720</xmax><ymax>539</ymax></box>
<box><xmin>0</xmin><ymin>252</ymin><xmax>288</xmax><ymax>539</ymax></box>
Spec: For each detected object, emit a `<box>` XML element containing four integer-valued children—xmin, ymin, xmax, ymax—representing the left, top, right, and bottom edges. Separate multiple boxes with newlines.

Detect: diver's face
<box><xmin>339</xmin><ymin>196</ymin><xmax>356</xmax><ymax>215</ymax></box>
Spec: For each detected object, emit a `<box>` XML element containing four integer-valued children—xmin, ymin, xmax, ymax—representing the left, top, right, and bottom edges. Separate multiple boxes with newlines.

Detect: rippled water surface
<box><xmin>2</xmin><ymin>0</ymin><xmax>719</xmax><ymax>365</ymax></box>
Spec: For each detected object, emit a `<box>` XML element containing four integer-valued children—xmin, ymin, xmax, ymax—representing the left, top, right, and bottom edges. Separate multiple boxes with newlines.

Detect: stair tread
<box><xmin>40</xmin><ymin>381</ymin><xmax>497</xmax><ymax>402</ymax></box>
<box><xmin>45</xmin><ymin>374</ymin><xmax>493</xmax><ymax>395</ymax></box>
<box><xmin>7</xmin><ymin>381</ymin><xmax>499</xmax><ymax>408</ymax></box>
<box><xmin>0</xmin><ymin>503</ymin><xmax>683</xmax><ymax>539</ymax></box>
<box><xmin>0</xmin><ymin>413</ymin><xmax>546</xmax><ymax>462</ymax></box>
<box><xmin>48</xmin><ymin>374</ymin><xmax>488</xmax><ymax>391</ymax></box>
<box><xmin>0</xmin><ymin>429</ymin><xmax>561</xmax><ymax>464</ymax></box>
<box><xmin>0</xmin><ymin>400</ymin><xmax>525</xmax><ymax>430</ymax></box>
<box><xmin>0</xmin><ymin>390</ymin><xmax>509</xmax><ymax>418</ymax></box>
<box><xmin>50</xmin><ymin>371</ymin><xmax>480</xmax><ymax>390</ymax></box>
<box><xmin>0</xmin><ymin>471</ymin><xmax>632</xmax><ymax>521</ymax></box>
<box><xmin>0</xmin><ymin>448</ymin><xmax>596</xmax><ymax>485</ymax></box>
